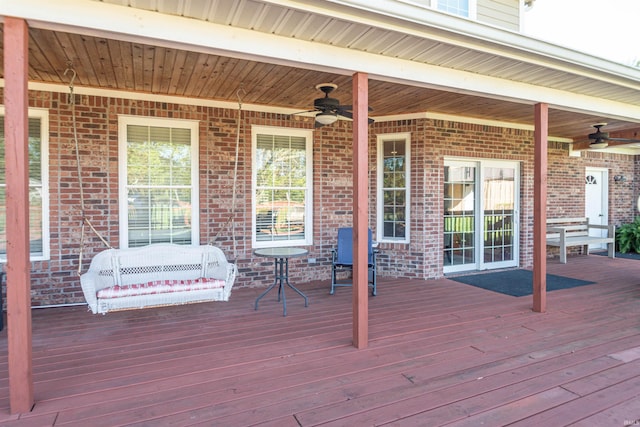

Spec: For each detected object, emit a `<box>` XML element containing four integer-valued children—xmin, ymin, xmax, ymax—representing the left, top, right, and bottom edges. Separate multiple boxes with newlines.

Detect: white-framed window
<box><xmin>377</xmin><ymin>133</ymin><xmax>410</xmax><ymax>243</ymax></box>
<box><xmin>252</xmin><ymin>126</ymin><xmax>313</xmax><ymax>248</ymax></box>
<box><xmin>118</xmin><ymin>116</ymin><xmax>199</xmax><ymax>248</ymax></box>
<box><xmin>436</xmin><ymin>0</ymin><xmax>476</xmax><ymax>18</ymax></box>
<box><xmin>0</xmin><ymin>107</ymin><xmax>50</xmax><ymax>261</ymax></box>
<box><xmin>397</xmin><ymin>0</ymin><xmax>477</xmax><ymax>18</ymax></box>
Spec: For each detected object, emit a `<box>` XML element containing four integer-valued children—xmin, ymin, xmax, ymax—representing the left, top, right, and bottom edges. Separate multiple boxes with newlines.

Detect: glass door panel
<box><xmin>482</xmin><ymin>164</ymin><xmax>516</xmax><ymax>267</ymax></box>
<box><xmin>444</xmin><ymin>163</ymin><xmax>476</xmax><ymax>272</ymax></box>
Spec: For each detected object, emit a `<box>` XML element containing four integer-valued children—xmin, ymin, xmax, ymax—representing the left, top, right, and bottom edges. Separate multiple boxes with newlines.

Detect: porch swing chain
<box><xmin>65</xmin><ymin>66</ymin><xmax>113</xmax><ymax>277</ymax></box>
<box><xmin>211</xmin><ymin>86</ymin><xmax>245</xmax><ymax>260</ymax></box>
<box><xmin>230</xmin><ymin>87</ymin><xmax>245</xmax><ymax>259</ymax></box>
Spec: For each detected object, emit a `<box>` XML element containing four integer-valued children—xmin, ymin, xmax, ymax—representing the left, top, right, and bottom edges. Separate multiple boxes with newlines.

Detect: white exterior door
<box><xmin>585</xmin><ymin>168</ymin><xmax>608</xmax><ymax>251</ymax></box>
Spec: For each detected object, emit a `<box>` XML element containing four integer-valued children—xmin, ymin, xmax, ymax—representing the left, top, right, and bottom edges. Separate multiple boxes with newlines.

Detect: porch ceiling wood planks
<box><xmin>1</xmin><ymin>255</ymin><xmax>640</xmax><ymax>425</ymax></box>
<box><xmin>0</xmin><ymin>23</ymin><xmax>639</xmax><ymax>143</ymax></box>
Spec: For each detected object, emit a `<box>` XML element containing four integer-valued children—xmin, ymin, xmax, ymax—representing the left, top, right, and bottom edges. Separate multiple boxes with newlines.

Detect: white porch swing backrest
<box><xmin>89</xmin><ymin>244</ymin><xmax>230</xmax><ymax>288</ymax></box>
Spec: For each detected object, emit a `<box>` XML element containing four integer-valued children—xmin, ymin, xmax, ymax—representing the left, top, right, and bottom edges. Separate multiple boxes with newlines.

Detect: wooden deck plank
<box><xmin>235</xmin><ymin>326</ymin><xmax>637</xmax><ymax>424</ymax></box>
<box><xmin>568</xmin><ymin>396</ymin><xmax>640</xmax><ymax>426</ymax></box>
<box><xmin>0</xmin><ymin>255</ymin><xmax>639</xmax><ymax>426</ymax></box>
<box><xmin>379</xmin><ymin>356</ymin><xmax>617</xmax><ymax>426</ymax></box>
<box><xmin>294</xmin><ymin>341</ymin><xmax>627</xmax><ymax>426</ymax></box>
<box><xmin>443</xmin><ymin>387</ymin><xmax>577</xmax><ymax>427</ymax></box>
<box><xmin>562</xmin><ymin>358</ymin><xmax>640</xmax><ymax>396</ymax></box>
<box><xmin>116</xmin><ymin>348</ymin><xmax>489</xmax><ymax>427</ymax></box>
<box><xmin>48</xmin><ymin>343</ymin><xmax>481</xmax><ymax>425</ymax></box>
<box><xmin>507</xmin><ymin>375</ymin><xmax>640</xmax><ymax>426</ymax></box>
<box><xmin>0</xmin><ymin>414</ymin><xmax>59</xmax><ymax>427</ymax></box>
<box><xmin>40</xmin><ymin>313</ymin><xmax>639</xmax><ymax>423</ymax></box>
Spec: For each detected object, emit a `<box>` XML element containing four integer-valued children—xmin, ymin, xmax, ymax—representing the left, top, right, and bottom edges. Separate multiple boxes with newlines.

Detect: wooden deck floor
<box><xmin>1</xmin><ymin>255</ymin><xmax>640</xmax><ymax>426</ymax></box>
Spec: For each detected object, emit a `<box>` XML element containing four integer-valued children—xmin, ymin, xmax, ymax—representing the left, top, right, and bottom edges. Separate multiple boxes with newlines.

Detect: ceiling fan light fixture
<box><xmin>590</xmin><ymin>139</ymin><xmax>608</xmax><ymax>149</ymax></box>
<box><xmin>315</xmin><ymin>112</ymin><xmax>337</xmax><ymax>125</ymax></box>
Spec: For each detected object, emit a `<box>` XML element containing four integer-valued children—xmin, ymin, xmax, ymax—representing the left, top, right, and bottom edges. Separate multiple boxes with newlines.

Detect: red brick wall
<box><xmin>3</xmin><ymin>90</ymin><xmax>637</xmax><ymax>306</ymax></box>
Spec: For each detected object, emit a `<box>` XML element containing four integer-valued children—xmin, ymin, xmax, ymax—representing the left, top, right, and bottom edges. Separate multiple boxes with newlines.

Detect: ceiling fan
<box><xmin>295</xmin><ymin>83</ymin><xmax>373</xmax><ymax>127</ymax></box>
<box><xmin>588</xmin><ymin>123</ymin><xmax>640</xmax><ymax>149</ymax></box>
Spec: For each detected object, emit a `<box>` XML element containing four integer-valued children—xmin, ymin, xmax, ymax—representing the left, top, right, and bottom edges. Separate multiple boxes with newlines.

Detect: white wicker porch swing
<box><xmin>65</xmin><ymin>66</ymin><xmax>238</xmax><ymax>314</ymax></box>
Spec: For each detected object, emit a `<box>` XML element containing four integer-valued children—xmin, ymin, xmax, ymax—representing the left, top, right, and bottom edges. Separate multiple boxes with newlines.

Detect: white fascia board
<box><xmin>4</xmin><ymin>0</ymin><xmax>640</xmax><ymax>87</ymax></box>
<box><xmin>264</xmin><ymin>0</ymin><xmax>640</xmax><ymax>86</ymax></box>
<box><xmin>3</xmin><ymin>0</ymin><xmax>640</xmax><ymax>123</ymax></box>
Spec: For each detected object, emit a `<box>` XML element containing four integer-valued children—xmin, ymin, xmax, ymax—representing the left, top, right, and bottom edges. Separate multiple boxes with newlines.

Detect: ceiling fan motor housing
<box><xmin>588</xmin><ymin>131</ymin><xmax>609</xmax><ymax>139</ymax></box>
<box><xmin>314</xmin><ymin>96</ymin><xmax>339</xmax><ymax>111</ymax></box>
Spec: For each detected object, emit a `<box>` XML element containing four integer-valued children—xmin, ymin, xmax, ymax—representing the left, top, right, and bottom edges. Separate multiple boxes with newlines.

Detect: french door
<box><xmin>444</xmin><ymin>159</ymin><xmax>520</xmax><ymax>274</ymax></box>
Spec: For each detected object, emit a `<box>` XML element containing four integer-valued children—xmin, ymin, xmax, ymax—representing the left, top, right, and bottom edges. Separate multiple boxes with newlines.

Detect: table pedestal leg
<box><xmin>254</xmin><ymin>257</ymin><xmax>308</xmax><ymax>316</ymax></box>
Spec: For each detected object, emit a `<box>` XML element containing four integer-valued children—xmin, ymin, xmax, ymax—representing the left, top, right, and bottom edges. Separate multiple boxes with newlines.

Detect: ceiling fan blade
<box><xmin>290</xmin><ymin>109</ymin><xmax>319</xmax><ymax>115</ymax></box>
<box><xmin>338</xmin><ymin>105</ymin><xmax>373</xmax><ymax>112</ymax></box>
<box><xmin>605</xmin><ymin>137</ymin><xmax>640</xmax><ymax>143</ymax></box>
<box><xmin>337</xmin><ymin>110</ymin><xmax>353</xmax><ymax>120</ymax></box>
<box><xmin>336</xmin><ymin>110</ymin><xmax>375</xmax><ymax>124</ymax></box>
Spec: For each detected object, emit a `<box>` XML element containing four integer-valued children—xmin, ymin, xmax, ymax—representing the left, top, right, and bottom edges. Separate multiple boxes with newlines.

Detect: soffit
<box><xmin>98</xmin><ymin>0</ymin><xmax>640</xmax><ymax>105</ymax></box>
<box><xmin>2</xmin><ymin>0</ymin><xmax>640</xmax><ymax>149</ymax></box>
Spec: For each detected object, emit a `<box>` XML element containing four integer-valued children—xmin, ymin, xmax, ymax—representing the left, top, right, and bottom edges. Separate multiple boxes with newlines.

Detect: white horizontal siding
<box><xmin>478</xmin><ymin>0</ymin><xmax>519</xmax><ymax>30</ymax></box>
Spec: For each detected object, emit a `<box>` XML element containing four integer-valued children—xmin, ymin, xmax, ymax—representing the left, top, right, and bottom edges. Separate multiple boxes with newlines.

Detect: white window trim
<box><xmin>0</xmin><ymin>106</ymin><xmax>50</xmax><ymax>261</ymax></box>
<box><xmin>377</xmin><ymin>132</ymin><xmax>411</xmax><ymax>244</ymax></box>
<box><xmin>433</xmin><ymin>0</ymin><xmax>477</xmax><ymax>19</ymax></box>
<box><xmin>118</xmin><ymin>115</ymin><xmax>200</xmax><ymax>249</ymax></box>
<box><xmin>397</xmin><ymin>0</ymin><xmax>477</xmax><ymax>18</ymax></box>
<box><xmin>251</xmin><ymin>125</ymin><xmax>314</xmax><ymax>248</ymax></box>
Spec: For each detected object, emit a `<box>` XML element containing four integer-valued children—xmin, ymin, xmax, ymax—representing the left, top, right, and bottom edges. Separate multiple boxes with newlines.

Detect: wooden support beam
<box><xmin>352</xmin><ymin>72</ymin><xmax>369</xmax><ymax>349</ymax></box>
<box><xmin>4</xmin><ymin>17</ymin><xmax>34</xmax><ymax>414</ymax></box>
<box><xmin>533</xmin><ymin>103</ymin><xmax>548</xmax><ymax>313</ymax></box>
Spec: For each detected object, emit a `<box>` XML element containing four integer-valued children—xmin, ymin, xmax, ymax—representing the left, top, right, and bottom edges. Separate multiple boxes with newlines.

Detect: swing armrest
<box><xmin>80</xmin><ymin>271</ymin><xmax>101</xmax><ymax>314</ymax></box>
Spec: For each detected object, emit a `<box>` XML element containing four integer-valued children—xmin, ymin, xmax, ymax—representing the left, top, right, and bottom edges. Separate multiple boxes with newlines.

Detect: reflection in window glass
<box><xmin>254</xmin><ymin>132</ymin><xmax>310</xmax><ymax>245</ymax></box>
<box><xmin>378</xmin><ymin>135</ymin><xmax>410</xmax><ymax>242</ymax></box>
<box><xmin>482</xmin><ymin>167</ymin><xmax>515</xmax><ymax>264</ymax></box>
<box><xmin>444</xmin><ymin>165</ymin><xmax>476</xmax><ymax>267</ymax></box>
<box><xmin>124</xmin><ymin>123</ymin><xmax>195</xmax><ymax>247</ymax></box>
<box><xmin>438</xmin><ymin>0</ymin><xmax>469</xmax><ymax>17</ymax></box>
<box><xmin>0</xmin><ymin>117</ymin><xmax>46</xmax><ymax>257</ymax></box>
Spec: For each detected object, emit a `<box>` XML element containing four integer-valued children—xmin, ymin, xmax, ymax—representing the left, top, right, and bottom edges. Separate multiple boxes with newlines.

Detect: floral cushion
<box><xmin>97</xmin><ymin>278</ymin><xmax>225</xmax><ymax>299</ymax></box>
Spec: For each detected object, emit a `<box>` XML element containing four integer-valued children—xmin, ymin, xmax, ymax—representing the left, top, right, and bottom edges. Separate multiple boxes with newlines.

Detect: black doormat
<box><xmin>448</xmin><ymin>269</ymin><xmax>595</xmax><ymax>297</ymax></box>
<box><xmin>592</xmin><ymin>251</ymin><xmax>640</xmax><ymax>260</ymax></box>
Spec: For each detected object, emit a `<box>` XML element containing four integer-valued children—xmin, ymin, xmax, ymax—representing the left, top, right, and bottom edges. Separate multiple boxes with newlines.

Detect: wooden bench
<box><xmin>546</xmin><ymin>217</ymin><xmax>615</xmax><ymax>263</ymax></box>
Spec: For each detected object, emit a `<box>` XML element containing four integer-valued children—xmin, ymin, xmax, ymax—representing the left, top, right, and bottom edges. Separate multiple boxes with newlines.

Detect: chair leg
<box><xmin>371</xmin><ymin>267</ymin><xmax>377</xmax><ymax>296</ymax></box>
<box><xmin>330</xmin><ymin>266</ymin><xmax>336</xmax><ymax>295</ymax></box>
